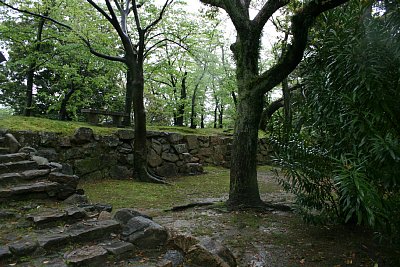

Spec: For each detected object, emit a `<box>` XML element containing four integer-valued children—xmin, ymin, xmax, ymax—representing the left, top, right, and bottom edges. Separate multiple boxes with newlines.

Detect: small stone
<box><xmin>64</xmin><ymin>194</ymin><xmax>89</xmax><ymax>205</ymax></box>
<box><xmin>18</xmin><ymin>146</ymin><xmax>37</xmax><ymax>154</ymax></box>
<box><xmin>100</xmin><ymin>240</ymin><xmax>134</xmax><ymax>256</ymax></box>
<box><xmin>98</xmin><ymin>211</ymin><xmax>112</xmax><ymax>221</ymax></box>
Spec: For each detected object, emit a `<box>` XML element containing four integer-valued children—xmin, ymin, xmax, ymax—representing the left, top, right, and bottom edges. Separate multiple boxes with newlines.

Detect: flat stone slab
<box><xmin>0</xmin><ymin>181</ymin><xmax>61</xmax><ymax>199</ymax></box>
<box><xmin>27</xmin><ymin>207</ymin><xmax>87</xmax><ymax>227</ymax></box>
<box><xmin>0</xmin><ymin>246</ymin><xmax>12</xmax><ymax>260</ymax></box>
<box><xmin>66</xmin><ymin>219</ymin><xmax>121</xmax><ymax>242</ymax></box>
<box><xmin>100</xmin><ymin>240</ymin><xmax>134</xmax><ymax>256</ymax></box>
<box><xmin>0</xmin><ymin>160</ymin><xmax>38</xmax><ymax>175</ymax></box>
<box><xmin>37</xmin><ymin>233</ymin><xmax>71</xmax><ymax>250</ymax></box>
<box><xmin>64</xmin><ymin>245</ymin><xmax>108</xmax><ymax>266</ymax></box>
<box><xmin>8</xmin><ymin>236</ymin><xmax>39</xmax><ymax>256</ymax></box>
<box><xmin>22</xmin><ymin>169</ymin><xmax>51</xmax><ymax>180</ymax></box>
<box><xmin>0</xmin><ymin>153</ymin><xmax>29</xmax><ymax>164</ymax></box>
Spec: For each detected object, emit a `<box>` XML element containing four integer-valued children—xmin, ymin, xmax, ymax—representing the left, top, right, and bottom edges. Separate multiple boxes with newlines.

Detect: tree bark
<box><xmin>24</xmin><ymin>14</ymin><xmax>47</xmax><ymax>117</ymax></box>
<box><xmin>59</xmin><ymin>83</ymin><xmax>76</xmax><ymax>121</ymax></box>
<box><xmin>122</xmin><ymin>70</ymin><xmax>133</xmax><ymax>126</ymax></box>
<box><xmin>176</xmin><ymin>71</ymin><xmax>187</xmax><ymax>126</ymax></box>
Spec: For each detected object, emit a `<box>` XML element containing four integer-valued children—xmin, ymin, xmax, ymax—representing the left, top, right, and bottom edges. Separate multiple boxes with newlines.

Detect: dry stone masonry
<box><xmin>6</xmin><ymin>127</ymin><xmax>272</xmax><ymax>181</ymax></box>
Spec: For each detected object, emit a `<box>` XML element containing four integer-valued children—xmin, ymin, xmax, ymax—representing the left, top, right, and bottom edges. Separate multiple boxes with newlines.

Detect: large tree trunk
<box><xmin>228</xmin><ymin>91</ymin><xmax>264</xmax><ymax>208</ymax></box>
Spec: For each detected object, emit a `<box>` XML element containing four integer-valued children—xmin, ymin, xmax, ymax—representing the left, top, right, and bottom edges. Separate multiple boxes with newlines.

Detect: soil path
<box><xmin>153</xmin><ymin>171</ymin><xmax>399</xmax><ymax>267</ymax></box>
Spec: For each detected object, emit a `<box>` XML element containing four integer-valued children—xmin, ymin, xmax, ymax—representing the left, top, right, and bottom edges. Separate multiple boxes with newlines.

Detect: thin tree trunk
<box><xmin>122</xmin><ymin>70</ymin><xmax>133</xmax><ymax>126</ymax></box>
<box><xmin>218</xmin><ymin>104</ymin><xmax>223</xmax><ymax>128</ymax></box>
<box><xmin>59</xmin><ymin>83</ymin><xmax>76</xmax><ymax>121</ymax></box>
<box><xmin>24</xmin><ymin>14</ymin><xmax>47</xmax><ymax>117</ymax></box>
<box><xmin>176</xmin><ymin>71</ymin><xmax>187</xmax><ymax>126</ymax></box>
<box><xmin>282</xmin><ymin>77</ymin><xmax>291</xmax><ymax>140</ymax></box>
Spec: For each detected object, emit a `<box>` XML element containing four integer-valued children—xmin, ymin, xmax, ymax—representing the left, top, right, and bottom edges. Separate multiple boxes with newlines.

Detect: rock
<box><xmin>49</xmin><ymin>172</ymin><xmax>79</xmax><ymax>187</ymax></box>
<box><xmin>78</xmin><ymin>203</ymin><xmax>112</xmax><ymax>213</ymax></box>
<box><xmin>181</xmin><ymin>153</ymin><xmax>193</xmax><ymax>163</ymax></box>
<box><xmin>102</xmin><ymin>135</ymin><xmax>120</xmax><ymax>147</ymax></box>
<box><xmin>151</xmin><ymin>139</ymin><xmax>162</xmax><ymax>155</ymax></box>
<box><xmin>9</xmin><ymin>236</ymin><xmax>39</xmax><ymax>256</ymax></box>
<box><xmin>74</xmin><ymin>157</ymin><xmax>101</xmax><ymax>176</ymax></box>
<box><xmin>113</xmin><ymin>208</ymin><xmax>152</xmax><ymax>224</ymax></box>
<box><xmin>31</xmin><ymin>155</ymin><xmax>50</xmax><ymax>167</ymax></box>
<box><xmin>59</xmin><ymin>136</ymin><xmax>72</xmax><ymax>147</ymax></box>
<box><xmin>37</xmin><ymin>148</ymin><xmax>58</xmax><ymax>162</ymax></box>
<box><xmin>148</xmin><ymin>148</ymin><xmax>163</xmax><ymax>168</ymax></box>
<box><xmin>168</xmin><ymin>133</ymin><xmax>183</xmax><ymax>144</ymax></box>
<box><xmin>65</xmin><ymin>206</ymin><xmax>87</xmax><ymax>219</ymax></box>
<box><xmin>27</xmin><ymin>210</ymin><xmax>66</xmax><ymax>225</ymax></box>
<box><xmin>64</xmin><ymin>194</ymin><xmax>89</xmax><ymax>205</ymax></box>
<box><xmin>0</xmin><ymin>246</ymin><xmax>11</xmax><ymax>260</ymax></box>
<box><xmin>116</xmin><ymin>129</ymin><xmax>135</xmax><ymax>140</ymax></box>
<box><xmin>185</xmin><ymin>135</ymin><xmax>199</xmax><ymax>150</ymax></box>
<box><xmin>67</xmin><ymin>220</ymin><xmax>121</xmax><ymax>242</ymax></box>
<box><xmin>100</xmin><ymin>240</ymin><xmax>134</xmax><ymax>256</ymax></box>
<box><xmin>5</xmin><ymin>133</ymin><xmax>21</xmax><ymax>153</ymax></box>
<box><xmin>22</xmin><ymin>169</ymin><xmax>51</xmax><ymax>180</ymax></box>
<box><xmin>118</xmin><ymin>143</ymin><xmax>132</xmax><ymax>154</ymax></box>
<box><xmin>0</xmin><ymin>210</ymin><xmax>16</xmax><ymax>219</ymax></box>
<box><xmin>64</xmin><ymin>245</ymin><xmax>108</xmax><ymax>266</ymax></box>
<box><xmin>18</xmin><ymin>146</ymin><xmax>37</xmax><ymax>154</ymax></box>
<box><xmin>173</xmin><ymin>144</ymin><xmax>188</xmax><ymax>154</ymax></box>
<box><xmin>168</xmin><ymin>233</ymin><xmax>199</xmax><ymax>253</ymax></box>
<box><xmin>98</xmin><ymin>211</ymin><xmax>112</xmax><ymax>221</ymax></box>
<box><xmin>122</xmin><ymin>216</ymin><xmax>168</xmax><ymax>249</ymax></box>
<box><xmin>37</xmin><ymin>233</ymin><xmax>70</xmax><ymax>250</ymax></box>
<box><xmin>109</xmin><ymin>165</ymin><xmax>131</xmax><ymax>180</ymax></box>
<box><xmin>156</xmin><ymin>163</ymin><xmax>177</xmax><ymax>177</ymax></box>
<box><xmin>186</xmin><ymin>238</ymin><xmax>237</xmax><ymax>267</ymax></box>
<box><xmin>161</xmin><ymin>152</ymin><xmax>179</xmax><ymax>163</ymax></box>
<box><xmin>158</xmin><ymin>250</ymin><xmax>185</xmax><ymax>267</ymax></box>
<box><xmin>72</xmin><ymin>127</ymin><xmax>94</xmax><ymax>144</ymax></box>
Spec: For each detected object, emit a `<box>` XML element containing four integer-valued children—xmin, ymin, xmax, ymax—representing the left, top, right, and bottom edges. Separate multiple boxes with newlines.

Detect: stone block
<box><xmin>156</xmin><ymin>163</ymin><xmax>177</xmax><ymax>177</ymax></box>
<box><xmin>72</xmin><ymin>127</ymin><xmax>94</xmax><ymax>144</ymax></box>
<box><xmin>173</xmin><ymin>144</ymin><xmax>188</xmax><ymax>154</ymax></box>
<box><xmin>64</xmin><ymin>245</ymin><xmax>108</xmax><ymax>266</ymax></box>
<box><xmin>185</xmin><ymin>135</ymin><xmax>199</xmax><ymax>150</ymax></box>
<box><xmin>9</xmin><ymin>236</ymin><xmax>39</xmax><ymax>256</ymax></box>
<box><xmin>113</xmin><ymin>208</ymin><xmax>152</xmax><ymax>224</ymax></box>
<box><xmin>100</xmin><ymin>240</ymin><xmax>134</xmax><ymax>256</ymax></box>
<box><xmin>116</xmin><ymin>129</ymin><xmax>135</xmax><ymax>140</ymax></box>
<box><xmin>109</xmin><ymin>165</ymin><xmax>131</xmax><ymax>180</ymax></box>
<box><xmin>162</xmin><ymin>152</ymin><xmax>179</xmax><ymax>163</ymax></box>
<box><xmin>168</xmin><ymin>133</ymin><xmax>183</xmax><ymax>144</ymax></box>
<box><xmin>148</xmin><ymin>149</ymin><xmax>163</xmax><ymax>168</ymax></box>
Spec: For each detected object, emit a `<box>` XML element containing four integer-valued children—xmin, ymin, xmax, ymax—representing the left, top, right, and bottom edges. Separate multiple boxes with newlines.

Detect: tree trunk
<box><xmin>218</xmin><ymin>104</ymin><xmax>223</xmax><ymax>128</ymax></box>
<box><xmin>176</xmin><ymin>71</ymin><xmax>187</xmax><ymax>127</ymax></box>
<box><xmin>282</xmin><ymin>78</ymin><xmax>292</xmax><ymax>140</ymax></box>
<box><xmin>130</xmin><ymin>66</ymin><xmax>149</xmax><ymax>181</ymax></box>
<box><xmin>122</xmin><ymin>70</ymin><xmax>133</xmax><ymax>126</ymax></box>
<box><xmin>190</xmin><ymin>89</ymin><xmax>197</xmax><ymax>129</ymax></box>
<box><xmin>59</xmin><ymin>84</ymin><xmax>76</xmax><ymax>121</ymax></box>
<box><xmin>228</xmin><ymin>91</ymin><xmax>264</xmax><ymax>208</ymax></box>
<box><xmin>24</xmin><ymin>14</ymin><xmax>46</xmax><ymax>117</ymax></box>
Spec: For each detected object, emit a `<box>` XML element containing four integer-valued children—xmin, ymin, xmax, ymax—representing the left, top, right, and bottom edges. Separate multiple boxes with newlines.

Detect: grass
<box><xmin>79</xmin><ymin>166</ymin><xmax>231</xmax><ymax>211</ymax></box>
<box><xmin>0</xmin><ymin>115</ymin><xmax>269</xmax><ymax>138</ymax></box>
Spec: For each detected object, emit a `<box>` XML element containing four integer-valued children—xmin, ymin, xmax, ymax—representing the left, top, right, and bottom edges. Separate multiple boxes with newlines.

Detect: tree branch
<box><xmin>200</xmin><ymin>0</ymin><xmax>225</xmax><ymax>9</ymax></box>
<box><xmin>144</xmin><ymin>0</ymin><xmax>174</xmax><ymax>33</ymax></box>
<box><xmin>252</xmin><ymin>0</ymin><xmax>289</xmax><ymax>32</ymax></box>
<box><xmin>0</xmin><ymin>0</ymin><xmax>72</xmax><ymax>30</ymax></box>
<box><xmin>254</xmin><ymin>0</ymin><xmax>349</xmax><ymax>95</ymax></box>
<box><xmin>0</xmin><ymin>0</ymin><xmax>126</xmax><ymax>63</ymax></box>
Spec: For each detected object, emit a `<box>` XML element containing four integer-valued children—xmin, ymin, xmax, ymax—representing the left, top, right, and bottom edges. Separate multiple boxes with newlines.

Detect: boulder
<box><xmin>5</xmin><ymin>133</ymin><xmax>21</xmax><ymax>153</ymax></box>
<box><xmin>109</xmin><ymin>165</ymin><xmax>131</xmax><ymax>180</ymax></box>
<box><xmin>158</xmin><ymin>250</ymin><xmax>185</xmax><ymax>267</ymax></box>
<box><xmin>113</xmin><ymin>208</ymin><xmax>152</xmax><ymax>224</ymax></box>
<box><xmin>31</xmin><ymin>155</ymin><xmax>49</xmax><ymax>168</ymax></box>
<box><xmin>151</xmin><ymin>139</ymin><xmax>163</xmax><ymax>154</ymax></box>
<box><xmin>185</xmin><ymin>238</ymin><xmax>237</xmax><ymax>267</ymax></box>
<box><xmin>37</xmin><ymin>148</ymin><xmax>58</xmax><ymax>162</ymax></box>
<box><xmin>162</xmin><ymin>152</ymin><xmax>179</xmax><ymax>163</ymax></box>
<box><xmin>168</xmin><ymin>133</ymin><xmax>183</xmax><ymax>144</ymax></box>
<box><xmin>72</xmin><ymin>127</ymin><xmax>94</xmax><ymax>144</ymax></box>
<box><xmin>173</xmin><ymin>144</ymin><xmax>188</xmax><ymax>154</ymax></box>
<box><xmin>148</xmin><ymin>149</ymin><xmax>163</xmax><ymax>168</ymax></box>
<box><xmin>8</xmin><ymin>236</ymin><xmax>39</xmax><ymax>256</ymax></box>
<box><xmin>156</xmin><ymin>163</ymin><xmax>177</xmax><ymax>177</ymax></box>
<box><xmin>116</xmin><ymin>129</ymin><xmax>135</xmax><ymax>140</ymax></box>
<box><xmin>121</xmin><ymin>216</ymin><xmax>168</xmax><ymax>249</ymax></box>
<box><xmin>64</xmin><ymin>245</ymin><xmax>108</xmax><ymax>266</ymax></box>
<box><xmin>185</xmin><ymin>135</ymin><xmax>199</xmax><ymax>150</ymax></box>
<box><xmin>64</xmin><ymin>194</ymin><xmax>89</xmax><ymax>205</ymax></box>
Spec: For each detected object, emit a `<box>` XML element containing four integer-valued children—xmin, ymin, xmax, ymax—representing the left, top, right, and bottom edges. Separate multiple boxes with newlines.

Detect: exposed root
<box><xmin>143</xmin><ymin>169</ymin><xmax>172</xmax><ymax>185</ymax></box>
<box><xmin>164</xmin><ymin>201</ymin><xmax>215</xmax><ymax>212</ymax></box>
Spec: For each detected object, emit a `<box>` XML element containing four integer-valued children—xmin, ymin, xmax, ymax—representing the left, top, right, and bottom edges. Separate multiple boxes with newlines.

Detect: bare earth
<box><xmin>153</xmin><ymin>171</ymin><xmax>400</xmax><ymax>267</ymax></box>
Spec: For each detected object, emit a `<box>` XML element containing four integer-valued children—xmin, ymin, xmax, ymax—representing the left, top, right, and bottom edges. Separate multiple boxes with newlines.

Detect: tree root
<box><xmin>143</xmin><ymin>168</ymin><xmax>172</xmax><ymax>185</ymax></box>
<box><xmin>164</xmin><ymin>201</ymin><xmax>215</xmax><ymax>212</ymax></box>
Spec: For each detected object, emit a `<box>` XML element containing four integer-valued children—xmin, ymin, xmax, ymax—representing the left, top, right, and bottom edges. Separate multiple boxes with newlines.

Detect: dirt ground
<box><xmin>152</xmin><ymin>171</ymin><xmax>400</xmax><ymax>267</ymax></box>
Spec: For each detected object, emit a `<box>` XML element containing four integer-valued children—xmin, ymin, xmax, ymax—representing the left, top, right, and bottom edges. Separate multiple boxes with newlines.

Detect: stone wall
<box><xmin>9</xmin><ymin>128</ymin><xmax>272</xmax><ymax>180</ymax></box>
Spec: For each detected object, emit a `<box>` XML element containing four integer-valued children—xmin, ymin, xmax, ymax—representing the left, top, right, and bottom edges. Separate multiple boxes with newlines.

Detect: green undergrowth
<box><xmin>79</xmin><ymin>166</ymin><xmax>279</xmax><ymax>213</ymax></box>
<box><xmin>0</xmin><ymin>115</ymin><xmax>269</xmax><ymax>138</ymax></box>
<box><xmin>79</xmin><ymin>166</ymin><xmax>231</xmax><ymax>212</ymax></box>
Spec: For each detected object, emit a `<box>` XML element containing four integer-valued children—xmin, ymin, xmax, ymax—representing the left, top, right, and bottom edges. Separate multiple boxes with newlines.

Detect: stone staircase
<box><xmin>0</xmin><ymin>131</ymin><xmax>237</xmax><ymax>266</ymax></box>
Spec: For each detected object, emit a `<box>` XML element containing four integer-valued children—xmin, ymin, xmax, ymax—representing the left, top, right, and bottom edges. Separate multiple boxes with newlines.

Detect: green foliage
<box><xmin>272</xmin><ymin>0</ymin><xmax>400</xmax><ymax>241</ymax></box>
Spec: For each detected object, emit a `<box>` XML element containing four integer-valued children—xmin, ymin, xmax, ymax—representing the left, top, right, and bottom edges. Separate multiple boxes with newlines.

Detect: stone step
<box><xmin>0</xmin><ymin>153</ymin><xmax>29</xmax><ymax>164</ymax></box>
<box><xmin>0</xmin><ymin>160</ymin><xmax>39</xmax><ymax>175</ymax></box>
<box><xmin>0</xmin><ymin>147</ymin><xmax>9</xmax><ymax>155</ymax></box>
<box><xmin>0</xmin><ymin>169</ymin><xmax>51</xmax><ymax>187</ymax></box>
<box><xmin>27</xmin><ymin>206</ymin><xmax>87</xmax><ymax>228</ymax></box>
<box><xmin>0</xmin><ymin>181</ymin><xmax>62</xmax><ymax>201</ymax></box>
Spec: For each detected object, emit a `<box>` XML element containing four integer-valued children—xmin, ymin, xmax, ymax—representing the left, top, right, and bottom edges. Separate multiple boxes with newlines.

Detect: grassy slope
<box><xmin>0</xmin><ymin>115</ymin><xmax>231</xmax><ymax>136</ymax></box>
